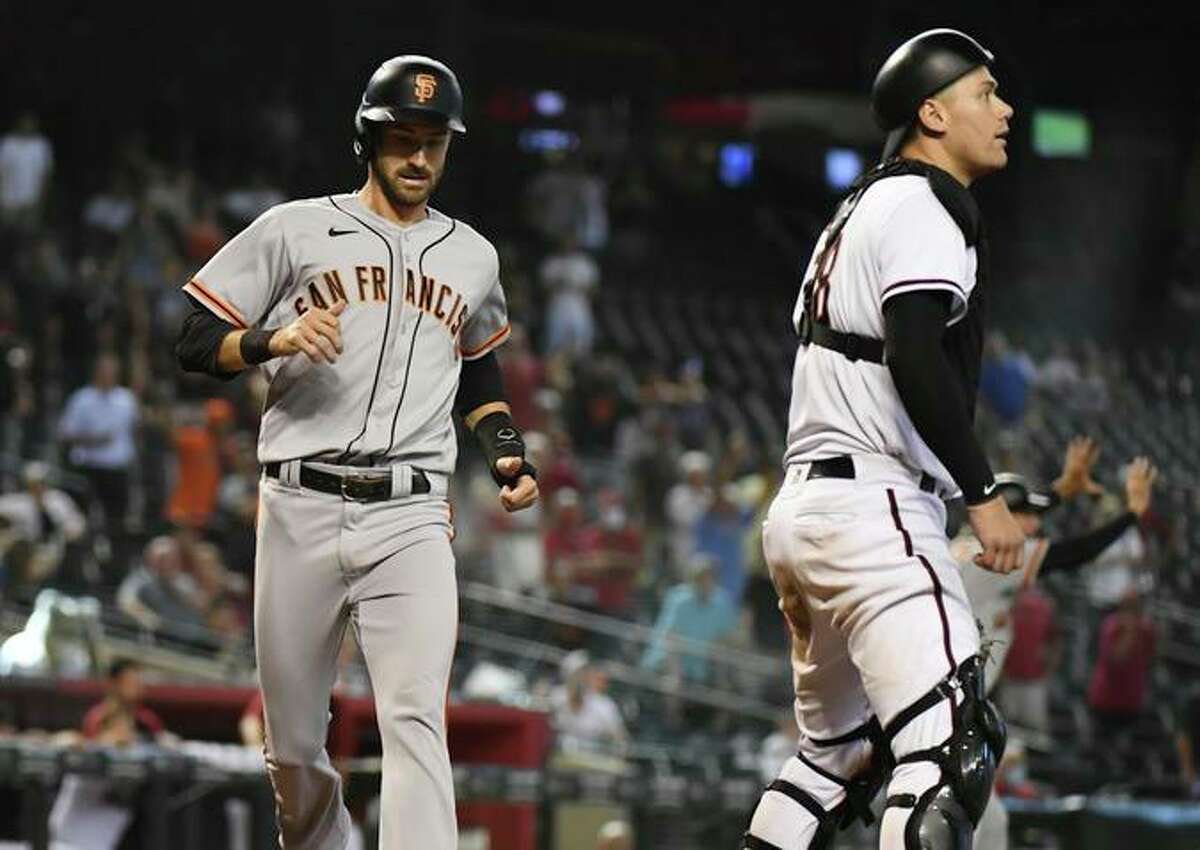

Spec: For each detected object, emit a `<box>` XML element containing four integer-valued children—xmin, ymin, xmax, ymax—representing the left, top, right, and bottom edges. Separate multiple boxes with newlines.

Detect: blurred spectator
<box><xmin>57</xmin><ymin>353</ymin><xmax>139</xmax><ymax>553</ymax></box>
<box><xmin>0</xmin><ymin>112</ymin><xmax>53</xmax><ymax>232</ymax></box>
<box><xmin>550</xmin><ymin>650</ymin><xmax>627</xmax><ymax>754</ymax></box>
<box><xmin>538</xmin><ymin>426</ymin><xmax>583</xmax><ymax>500</ymax></box>
<box><xmin>221</xmin><ymin>171</ymin><xmax>285</xmax><ymax>226</ymax></box>
<box><xmin>544</xmin><ymin>488</ymin><xmax>589</xmax><ymax>602</ymax></box>
<box><xmin>758</xmin><ymin>708</ymin><xmax>799</xmax><ymax>784</ymax></box>
<box><xmin>540</xmin><ymin>236</ymin><xmax>599</xmax><ymax>358</ymax></box>
<box><xmin>498</xmin><ymin>324</ymin><xmax>545</xmax><ymax>430</ymax></box>
<box><xmin>568</xmin><ymin>357</ymin><xmax>634</xmax><ymax>455</ymax></box>
<box><xmin>595</xmin><ymin>820</ymin><xmax>633</xmax><ymax>850</ymax></box>
<box><xmin>187</xmin><ymin>540</ymin><xmax>249</xmax><ymax>616</ymax></box>
<box><xmin>215</xmin><ymin>431</ymin><xmax>260</xmax><ymax>576</ymax></box>
<box><xmin>167</xmin><ymin>398</ymin><xmax>235</xmax><ymax>528</ymax></box>
<box><xmin>81</xmin><ymin>175</ymin><xmax>136</xmax><ymax>243</ymax></box>
<box><xmin>979</xmin><ymin>331</ymin><xmax>1035</xmax><ymax>427</ymax></box>
<box><xmin>641</xmin><ymin>554</ymin><xmax>738</xmax><ymax>684</ymax></box>
<box><xmin>116</xmin><ymin>535</ymin><xmax>207</xmax><ymax>638</ymax></box>
<box><xmin>695</xmin><ymin>483</ymin><xmax>754</xmax><ymax>604</ymax></box>
<box><xmin>0</xmin><ymin>461</ymin><xmax>87</xmax><ymax>596</ymax></box>
<box><xmin>524</xmin><ymin>156</ymin><xmax>609</xmax><ymax>251</ymax></box>
<box><xmin>674</xmin><ymin>357</ymin><xmax>711</xmax><ymax>451</ymax></box>
<box><xmin>81</xmin><ymin>659</ymin><xmax>170</xmax><ymax>746</ymax></box>
<box><xmin>185</xmin><ymin>198</ymin><xmax>227</xmax><ymax>264</ymax></box>
<box><xmin>666</xmin><ymin>451</ymin><xmax>712</xmax><ymax>574</ymax></box>
<box><xmin>574</xmin><ymin>488</ymin><xmax>642</xmax><ymax>617</ymax></box>
<box><xmin>50</xmin><ymin>660</ymin><xmax>173</xmax><ymax>850</ymax></box>
<box><xmin>999</xmin><ymin>587</ymin><xmax>1059</xmax><ymax>734</ymax></box>
<box><xmin>1087</xmin><ymin>591</ymin><xmax>1157</xmax><ymax>738</ymax></box>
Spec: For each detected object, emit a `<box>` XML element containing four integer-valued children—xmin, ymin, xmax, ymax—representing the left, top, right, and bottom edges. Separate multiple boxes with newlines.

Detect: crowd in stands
<box><xmin>0</xmin><ymin>102</ymin><xmax>1196</xmax><ymax>809</ymax></box>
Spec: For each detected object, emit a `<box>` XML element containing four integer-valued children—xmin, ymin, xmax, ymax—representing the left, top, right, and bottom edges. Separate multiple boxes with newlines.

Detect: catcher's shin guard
<box><xmin>882</xmin><ymin>655</ymin><xmax>1006</xmax><ymax>849</ymax></box>
<box><xmin>742</xmin><ymin>717</ymin><xmax>891</xmax><ymax>849</ymax></box>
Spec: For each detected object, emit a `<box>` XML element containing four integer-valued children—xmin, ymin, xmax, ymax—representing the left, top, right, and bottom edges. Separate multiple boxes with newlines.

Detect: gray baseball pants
<box><xmin>255</xmin><ymin>460</ymin><xmax>458</xmax><ymax>849</ymax></box>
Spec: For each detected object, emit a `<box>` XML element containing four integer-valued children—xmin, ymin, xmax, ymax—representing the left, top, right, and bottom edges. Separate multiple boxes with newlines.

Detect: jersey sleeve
<box><xmin>876</xmin><ymin>189</ymin><xmax>971</xmax><ymax>325</ymax></box>
<box><xmin>182</xmin><ymin>206</ymin><xmax>292</xmax><ymax>329</ymax></box>
<box><xmin>459</xmin><ymin>251</ymin><xmax>511</xmax><ymax>361</ymax></box>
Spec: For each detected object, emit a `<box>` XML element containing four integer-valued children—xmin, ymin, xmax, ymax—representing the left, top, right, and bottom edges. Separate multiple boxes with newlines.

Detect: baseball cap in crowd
<box><xmin>993</xmin><ymin>472</ymin><xmax>1059</xmax><ymax>515</ymax></box>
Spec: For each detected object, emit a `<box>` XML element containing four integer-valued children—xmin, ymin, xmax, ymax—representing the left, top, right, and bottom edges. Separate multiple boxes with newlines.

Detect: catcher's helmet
<box><xmin>353</xmin><ymin>55</ymin><xmax>466</xmax><ymax>163</ymax></box>
<box><xmin>993</xmin><ymin>472</ymin><xmax>1059</xmax><ymax>515</ymax></box>
<box><xmin>871</xmin><ymin>29</ymin><xmax>994</xmax><ymax>162</ymax></box>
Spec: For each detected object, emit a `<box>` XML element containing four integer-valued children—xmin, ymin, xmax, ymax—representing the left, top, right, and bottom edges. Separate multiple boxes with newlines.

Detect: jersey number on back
<box><xmin>807</xmin><ymin>228</ymin><xmax>843</xmax><ymax>324</ymax></box>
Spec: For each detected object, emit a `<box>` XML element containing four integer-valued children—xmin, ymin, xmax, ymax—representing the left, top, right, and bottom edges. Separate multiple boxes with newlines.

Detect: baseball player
<box><xmin>954</xmin><ymin>447</ymin><xmax>1158</xmax><ymax>850</ymax></box>
<box><xmin>742</xmin><ymin>30</ymin><xmax>1022</xmax><ymax>850</ymax></box>
<box><xmin>175</xmin><ymin>56</ymin><xmax>538</xmax><ymax>849</ymax></box>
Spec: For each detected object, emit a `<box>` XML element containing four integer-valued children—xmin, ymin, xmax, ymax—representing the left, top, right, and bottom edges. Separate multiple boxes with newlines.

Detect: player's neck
<box><xmin>358</xmin><ymin>182</ymin><xmax>429</xmax><ymax>227</ymax></box>
<box><xmin>898</xmin><ymin>142</ymin><xmax>974</xmax><ymax>188</ymax></box>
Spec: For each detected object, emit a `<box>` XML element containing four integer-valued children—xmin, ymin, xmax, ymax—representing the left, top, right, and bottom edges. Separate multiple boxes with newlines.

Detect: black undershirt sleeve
<box><xmin>455</xmin><ymin>351</ymin><xmax>506</xmax><ymax>417</ymax></box>
<box><xmin>1040</xmin><ymin>512</ymin><xmax>1137</xmax><ymax>576</ymax></box>
<box><xmin>176</xmin><ymin>295</ymin><xmax>238</xmax><ymax>380</ymax></box>
<box><xmin>883</xmin><ymin>290</ymin><xmax>995</xmax><ymax>504</ymax></box>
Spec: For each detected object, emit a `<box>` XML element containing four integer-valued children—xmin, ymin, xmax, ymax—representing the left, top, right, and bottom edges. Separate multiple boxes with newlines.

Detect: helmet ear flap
<box><xmin>353</xmin><ymin>115</ymin><xmax>373</xmax><ymax>166</ymax></box>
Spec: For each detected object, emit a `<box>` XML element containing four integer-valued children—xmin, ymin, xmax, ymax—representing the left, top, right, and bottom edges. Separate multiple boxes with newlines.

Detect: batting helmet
<box><xmin>871</xmin><ymin>29</ymin><xmax>994</xmax><ymax>162</ymax></box>
<box><xmin>353</xmin><ymin>55</ymin><xmax>466</xmax><ymax>164</ymax></box>
<box><xmin>993</xmin><ymin>472</ymin><xmax>1059</xmax><ymax>515</ymax></box>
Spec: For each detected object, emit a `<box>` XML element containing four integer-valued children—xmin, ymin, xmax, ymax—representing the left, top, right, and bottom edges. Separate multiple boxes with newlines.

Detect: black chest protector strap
<box><xmin>798</xmin><ymin>158</ymin><xmax>981</xmax><ymax>365</ymax></box>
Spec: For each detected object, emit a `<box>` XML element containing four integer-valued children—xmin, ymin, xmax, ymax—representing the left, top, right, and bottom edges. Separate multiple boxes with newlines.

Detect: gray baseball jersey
<box><xmin>183</xmin><ymin>193</ymin><xmax>511</xmax><ymax>473</ymax></box>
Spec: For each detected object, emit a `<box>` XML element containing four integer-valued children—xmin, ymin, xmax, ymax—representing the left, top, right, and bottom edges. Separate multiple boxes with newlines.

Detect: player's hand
<box><xmin>1124</xmin><ymin>456</ymin><xmax>1158</xmax><ymax>517</ymax></box>
<box><xmin>1056</xmin><ymin>436</ymin><xmax>1104</xmax><ymax>498</ymax></box>
<box><xmin>966</xmin><ymin>495</ymin><xmax>1025</xmax><ymax>574</ymax></box>
<box><xmin>270</xmin><ymin>299</ymin><xmax>347</xmax><ymax>364</ymax></box>
<box><xmin>496</xmin><ymin>456</ymin><xmax>538</xmax><ymax>512</ymax></box>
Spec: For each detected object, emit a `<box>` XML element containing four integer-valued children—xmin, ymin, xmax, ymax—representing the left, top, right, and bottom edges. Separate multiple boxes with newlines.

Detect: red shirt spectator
<box><xmin>499</xmin><ymin>325</ymin><xmax>544</xmax><ymax>430</ymax></box>
<box><xmin>82</xmin><ymin>659</ymin><xmax>167</xmax><ymax>745</ymax></box>
<box><xmin>1004</xmin><ymin>587</ymin><xmax>1056</xmax><ymax>681</ymax></box>
<box><xmin>1088</xmin><ymin>595</ymin><xmax>1156</xmax><ymax>715</ymax></box>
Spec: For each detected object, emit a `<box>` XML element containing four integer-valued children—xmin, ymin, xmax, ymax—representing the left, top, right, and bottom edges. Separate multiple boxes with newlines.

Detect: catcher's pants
<box><xmin>746</xmin><ymin>456</ymin><xmax>982</xmax><ymax>850</ymax></box>
<box><xmin>255</xmin><ymin>463</ymin><xmax>457</xmax><ymax>850</ymax></box>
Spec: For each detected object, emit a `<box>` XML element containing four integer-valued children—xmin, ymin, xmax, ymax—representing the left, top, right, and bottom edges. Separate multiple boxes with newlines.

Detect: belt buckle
<box><xmin>341</xmin><ymin>474</ymin><xmax>379</xmax><ymax>502</ymax></box>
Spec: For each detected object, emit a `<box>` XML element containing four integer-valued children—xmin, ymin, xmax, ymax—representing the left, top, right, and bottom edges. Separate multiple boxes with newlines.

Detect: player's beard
<box><xmin>374</xmin><ymin>160</ymin><xmax>442</xmax><ymax>213</ymax></box>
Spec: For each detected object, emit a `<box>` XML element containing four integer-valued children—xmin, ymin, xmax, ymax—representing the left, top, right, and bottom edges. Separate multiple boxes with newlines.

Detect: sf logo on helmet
<box><xmin>414</xmin><ymin>73</ymin><xmax>438</xmax><ymax>103</ymax></box>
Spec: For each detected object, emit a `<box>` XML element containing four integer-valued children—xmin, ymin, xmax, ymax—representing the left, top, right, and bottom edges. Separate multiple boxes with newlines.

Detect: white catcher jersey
<box><xmin>183</xmin><ymin>194</ymin><xmax>510</xmax><ymax>472</ymax></box>
<box><xmin>785</xmin><ymin>175</ymin><xmax>978</xmax><ymax>496</ymax></box>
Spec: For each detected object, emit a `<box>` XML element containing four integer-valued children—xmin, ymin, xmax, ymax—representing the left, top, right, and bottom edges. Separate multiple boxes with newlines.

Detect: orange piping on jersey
<box><xmin>459</xmin><ymin>322</ymin><xmax>512</xmax><ymax>359</ymax></box>
<box><xmin>185</xmin><ymin>278</ymin><xmax>249</xmax><ymax>328</ymax></box>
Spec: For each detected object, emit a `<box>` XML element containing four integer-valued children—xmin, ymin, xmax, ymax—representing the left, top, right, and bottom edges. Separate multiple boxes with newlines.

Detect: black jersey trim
<box><xmin>382</xmin><ymin>218</ymin><xmax>458</xmax><ymax>459</ymax></box>
<box><xmin>328</xmin><ymin>196</ymin><xmax>397</xmax><ymax>463</ymax></box>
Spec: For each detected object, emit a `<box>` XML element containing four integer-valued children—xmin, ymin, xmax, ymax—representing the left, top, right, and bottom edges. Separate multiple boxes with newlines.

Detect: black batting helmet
<box><xmin>871</xmin><ymin>29</ymin><xmax>994</xmax><ymax>162</ymax></box>
<box><xmin>353</xmin><ymin>55</ymin><xmax>466</xmax><ymax>164</ymax></box>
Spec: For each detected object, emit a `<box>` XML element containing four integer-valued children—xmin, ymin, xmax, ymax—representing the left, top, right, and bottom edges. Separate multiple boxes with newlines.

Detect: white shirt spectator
<box><xmin>82</xmin><ymin>192</ymin><xmax>135</xmax><ymax>234</ymax></box>
<box><xmin>58</xmin><ymin>386</ymin><xmax>139</xmax><ymax>470</ymax></box>
<box><xmin>0</xmin><ymin>128</ymin><xmax>53</xmax><ymax>212</ymax></box>
<box><xmin>550</xmin><ymin>686</ymin><xmax>627</xmax><ymax>751</ymax></box>
<box><xmin>666</xmin><ymin>482</ymin><xmax>712</xmax><ymax>572</ymax></box>
<box><xmin>0</xmin><ymin>488</ymin><xmax>86</xmax><ymax>542</ymax></box>
<box><xmin>541</xmin><ymin>249</ymin><xmax>599</xmax><ymax>357</ymax></box>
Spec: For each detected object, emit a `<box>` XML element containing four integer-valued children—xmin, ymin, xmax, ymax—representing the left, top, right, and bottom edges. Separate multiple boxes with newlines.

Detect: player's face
<box><xmin>371</xmin><ymin>120</ymin><xmax>452</xmax><ymax>209</ymax></box>
<box><xmin>938</xmin><ymin>67</ymin><xmax>1014</xmax><ymax>179</ymax></box>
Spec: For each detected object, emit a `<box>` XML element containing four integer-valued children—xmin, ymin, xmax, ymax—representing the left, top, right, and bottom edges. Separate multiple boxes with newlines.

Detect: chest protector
<box><xmin>797</xmin><ymin>158</ymin><xmax>989</xmax><ymax>419</ymax></box>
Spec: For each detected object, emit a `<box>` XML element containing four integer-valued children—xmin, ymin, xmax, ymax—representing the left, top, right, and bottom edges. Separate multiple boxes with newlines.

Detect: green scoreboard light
<box><xmin>1032</xmin><ymin>109</ymin><xmax>1091</xmax><ymax>158</ymax></box>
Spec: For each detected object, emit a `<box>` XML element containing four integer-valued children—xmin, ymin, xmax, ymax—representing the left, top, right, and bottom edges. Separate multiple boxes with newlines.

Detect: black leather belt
<box><xmin>264</xmin><ymin>462</ymin><xmax>430</xmax><ymax>502</ymax></box>
<box><xmin>807</xmin><ymin>456</ymin><xmax>937</xmax><ymax>494</ymax></box>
